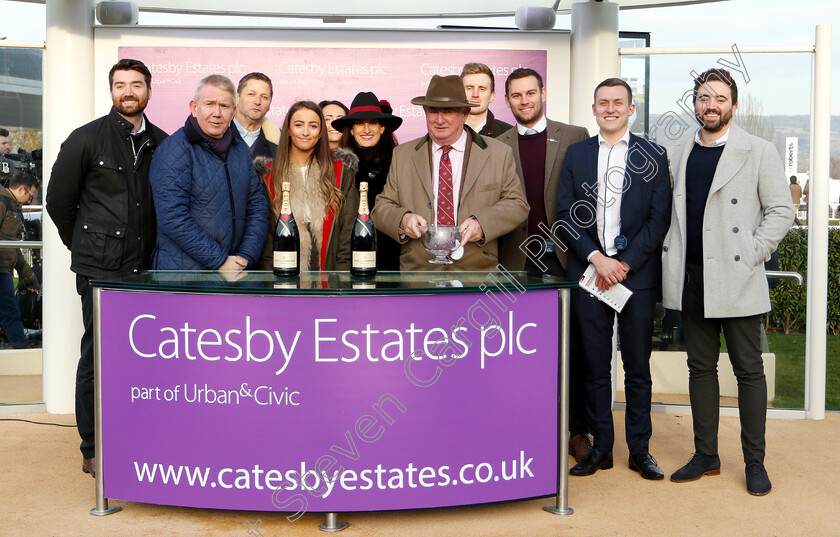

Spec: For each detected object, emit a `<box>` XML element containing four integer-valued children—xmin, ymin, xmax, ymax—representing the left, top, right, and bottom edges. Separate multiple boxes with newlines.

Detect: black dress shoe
<box><xmin>745</xmin><ymin>462</ymin><xmax>772</xmax><ymax>496</ymax></box>
<box><xmin>628</xmin><ymin>452</ymin><xmax>664</xmax><ymax>480</ymax></box>
<box><xmin>670</xmin><ymin>452</ymin><xmax>720</xmax><ymax>482</ymax></box>
<box><xmin>82</xmin><ymin>457</ymin><xmax>96</xmax><ymax>478</ymax></box>
<box><xmin>569</xmin><ymin>434</ymin><xmax>593</xmax><ymax>463</ymax></box>
<box><xmin>570</xmin><ymin>447</ymin><xmax>613</xmax><ymax>476</ymax></box>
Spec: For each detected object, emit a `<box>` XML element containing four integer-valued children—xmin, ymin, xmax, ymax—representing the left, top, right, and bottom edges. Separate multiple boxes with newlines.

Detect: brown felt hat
<box><xmin>411</xmin><ymin>75</ymin><xmax>478</xmax><ymax>108</ymax></box>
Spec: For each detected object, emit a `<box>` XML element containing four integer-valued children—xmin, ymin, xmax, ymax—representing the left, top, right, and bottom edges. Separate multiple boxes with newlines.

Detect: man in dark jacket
<box><xmin>46</xmin><ymin>59</ymin><xmax>168</xmax><ymax>478</ymax></box>
<box><xmin>0</xmin><ymin>172</ymin><xmax>39</xmax><ymax>349</ymax></box>
<box><xmin>460</xmin><ymin>62</ymin><xmax>513</xmax><ymax>138</ymax></box>
<box><xmin>233</xmin><ymin>72</ymin><xmax>278</xmax><ymax>159</ymax></box>
<box><xmin>150</xmin><ymin>74</ymin><xmax>267</xmax><ymax>271</ymax></box>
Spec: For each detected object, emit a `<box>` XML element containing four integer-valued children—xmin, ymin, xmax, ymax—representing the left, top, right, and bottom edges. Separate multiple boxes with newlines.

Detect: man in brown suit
<box><xmin>373</xmin><ymin>74</ymin><xmax>529</xmax><ymax>271</ymax></box>
<box><xmin>496</xmin><ymin>68</ymin><xmax>590</xmax><ymax>463</ymax></box>
<box><xmin>496</xmin><ymin>68</ymin><xmax>590</xmax><ymax>276</ymax></box>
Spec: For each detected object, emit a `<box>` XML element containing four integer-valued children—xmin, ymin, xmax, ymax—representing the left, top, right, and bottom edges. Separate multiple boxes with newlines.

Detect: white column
<box><xmin>569</xmin><ymin>0</ymin><xmax>619</xmax><ymax>134</ymax></box>
<box><xmin>43</xmin><ymin>0</ymin><xmax>95</xmax><ymax>413</ymax></box>
<box><xmin>805</xmin><ymin>24</ymin><xmax>831</xmax><ymax>420</ymax></box>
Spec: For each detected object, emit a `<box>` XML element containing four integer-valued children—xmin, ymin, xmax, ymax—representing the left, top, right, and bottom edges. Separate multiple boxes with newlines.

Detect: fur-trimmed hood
<box><xmin>334</xmin><ymin>147</ymin><xmax>359</xmax><ymax>173</ymax></box>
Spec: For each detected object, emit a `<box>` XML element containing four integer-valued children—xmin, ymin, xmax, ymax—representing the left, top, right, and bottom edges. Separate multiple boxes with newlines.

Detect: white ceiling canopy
<box><xmin>14</xmin><ymin>0</ymin><xmax>727</xmax><ymax>20</ymax></box>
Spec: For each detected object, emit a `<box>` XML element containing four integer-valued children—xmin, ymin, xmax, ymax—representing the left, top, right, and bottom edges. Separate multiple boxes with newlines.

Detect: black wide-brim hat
<box><xmin>411</xmin><ymin>74</ymin><xmax>478</xmax><ymax>108</ymax></box>
<box><xmin>330</xmin><ymin>92</ymin><xmax>403</xmax><ymax>132</ymax></box>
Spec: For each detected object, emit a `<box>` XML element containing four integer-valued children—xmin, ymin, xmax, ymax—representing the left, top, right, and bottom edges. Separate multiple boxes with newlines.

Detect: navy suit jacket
<box><xmin>555</xmin><ymin>133</ymin><xmax>671</xmax><ymax>291</ymax></box>
<box><xmin>250</xmin><ymin>128</ymin><xmax>278</xmax><ymax>160</ymax></box>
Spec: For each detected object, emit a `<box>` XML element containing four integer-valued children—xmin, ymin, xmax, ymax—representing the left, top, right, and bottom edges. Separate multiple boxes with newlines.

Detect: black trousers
<box><xmin>567</xmin><ymin>304</ymin><xmax>589</xmax><ymax>437</ymax></box>
<box><xmin>76</xmin><ymin>275</ymin><xmax>95</xmax><ymax>459</ymax></box>
<box><xmin>572</xmin><ymin>286</ymin><xmax>655</xmax><ymax>454</ymax></box>
<box><xmin>681</xmin><ymin>262</ymin><xmax>766</xmax><ymax>464</ymax></box>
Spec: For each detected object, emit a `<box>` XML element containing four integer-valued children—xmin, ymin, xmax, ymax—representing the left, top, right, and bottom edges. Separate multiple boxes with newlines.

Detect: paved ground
<box><xmin>1</xmin><ymin>410</ymin><xmax>838</xmax><ymax>536</ymax></box>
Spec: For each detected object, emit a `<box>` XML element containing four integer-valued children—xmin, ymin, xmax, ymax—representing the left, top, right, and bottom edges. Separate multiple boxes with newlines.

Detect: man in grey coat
<box><xmin>662</xmin><ymin>68</ymin><xmax>793</xmax><ymax>496</ymax></box>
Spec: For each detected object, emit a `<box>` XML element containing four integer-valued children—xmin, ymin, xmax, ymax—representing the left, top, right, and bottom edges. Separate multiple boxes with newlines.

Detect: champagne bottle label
<box><xmin>352</xmin><ymin>251</ymin><xmax>376</xmax><ymax>269</ymax></box>
<box><xmin>351</xmin><ymin>181</ymin><xmax>376</xmax><ymax>276</ymax></box>
<box><xmin>359</xmin><ymin>183</ymin><xmax>370</xmax><ymax>215</ymax></box>
<box><xmin>274</xmin><ymin>251</ymin><xmax>297</xmax><ymax>269</ymax></box>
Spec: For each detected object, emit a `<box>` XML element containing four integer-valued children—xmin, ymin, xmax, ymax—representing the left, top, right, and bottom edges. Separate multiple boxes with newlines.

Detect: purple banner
<box><xmin>119</xmin><ymin>46</ymin><xmax>547</xmax><ymax>141</ymax></box>
<box><xmin>100</xmin><ymin>289</ymin><xmax>558</xmax><ymax>511</ymax></box>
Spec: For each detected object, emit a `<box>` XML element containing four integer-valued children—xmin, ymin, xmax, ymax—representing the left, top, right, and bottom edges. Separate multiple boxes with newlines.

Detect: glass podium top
<box><xmin>90</xmin><ymin>270</ymin><xmax>577</xmax><ymax>296</ymax></box>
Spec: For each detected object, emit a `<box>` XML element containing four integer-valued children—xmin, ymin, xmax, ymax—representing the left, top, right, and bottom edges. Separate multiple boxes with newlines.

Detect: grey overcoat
<box><xmin>662</xmin><ymin>123</ymin><xmax>794</xmax><ymax>318</ymax></box>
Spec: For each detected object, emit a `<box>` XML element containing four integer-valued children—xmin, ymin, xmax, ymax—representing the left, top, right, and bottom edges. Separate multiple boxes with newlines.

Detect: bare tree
<box><xmin>8</xmin><ymin>128</ymin><xmax>42</xmax><ymax>153</ymax></box>
<box><xmin>735</xmin><ymin>94</ymin><xmax>776</xmax><ymax>144</ymax></box>
<box><xmin>830</xmin><ymin>156</ymin><xmax>840</xmax><ymax>179</ymax></box>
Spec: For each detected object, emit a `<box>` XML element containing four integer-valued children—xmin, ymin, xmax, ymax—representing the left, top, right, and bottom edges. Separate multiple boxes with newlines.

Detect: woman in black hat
<box><xmin>331</xmin><ymin>92</ymin><xmax>403</xmax><ymax>271</ymax></box>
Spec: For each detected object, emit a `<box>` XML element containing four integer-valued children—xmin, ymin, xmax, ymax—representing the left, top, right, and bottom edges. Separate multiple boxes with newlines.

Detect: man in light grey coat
<box><xmin>662</xmin><ymin>68</ymin><xmax>793</xmax><ymax>496</ymax></box>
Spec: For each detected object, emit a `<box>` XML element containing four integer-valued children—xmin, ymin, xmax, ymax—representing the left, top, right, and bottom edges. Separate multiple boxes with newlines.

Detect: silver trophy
<box><xmin>422</xmin><ymin>224</ymin><xmax>462</xmax><ymax>264</ymax></box>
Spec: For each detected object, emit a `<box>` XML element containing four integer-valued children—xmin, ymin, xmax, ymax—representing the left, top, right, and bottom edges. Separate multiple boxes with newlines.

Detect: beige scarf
<box><xmin>274</xmin><ymin>160</ymin><xmax>327</xmax><ymax>271</ymax></box>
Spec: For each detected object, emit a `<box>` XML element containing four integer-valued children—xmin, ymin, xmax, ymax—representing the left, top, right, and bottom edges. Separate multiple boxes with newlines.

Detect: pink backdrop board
<box><xmin>119</xmin><ymin>47</ymin><xmax>548</xmax><ymax>141</ymax></box>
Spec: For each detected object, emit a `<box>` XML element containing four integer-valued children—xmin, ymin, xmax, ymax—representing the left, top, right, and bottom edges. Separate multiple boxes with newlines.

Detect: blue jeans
<box><xmin>0</xmin><ymin>272</ymin><xmax>29</xmax><ymax>348</ymax></box>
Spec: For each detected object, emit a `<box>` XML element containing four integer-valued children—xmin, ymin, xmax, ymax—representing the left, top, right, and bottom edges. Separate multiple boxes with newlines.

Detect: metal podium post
<box><xmin>319</xmin><ymin>512</ymin><xmax>349</xmax><ymax>532</ymax></box>
<box><xmin>544</xmin><ymin>288</ymin><xmax>573</xmax><ymax>516</ymax></box>
<box><xmin>90</xmin><ymin>286</ymin><xmax>122</xmax><ymax>516</ymax></box>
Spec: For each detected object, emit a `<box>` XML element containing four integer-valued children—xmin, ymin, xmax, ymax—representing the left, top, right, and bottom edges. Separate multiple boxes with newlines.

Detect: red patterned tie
<box><xmin>437</xmin><ymin>145</ymin><xmax>455</xmax><ymax>225</ymax></box>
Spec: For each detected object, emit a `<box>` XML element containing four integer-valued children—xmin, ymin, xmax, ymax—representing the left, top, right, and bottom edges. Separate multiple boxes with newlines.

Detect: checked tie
<box><xmin>437</xmin><ymin>145</ymin><xmax>455</xmax><ymax>226</ymax></box>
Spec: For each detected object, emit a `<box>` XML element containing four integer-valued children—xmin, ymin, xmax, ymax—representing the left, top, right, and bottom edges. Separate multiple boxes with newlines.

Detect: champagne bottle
<box><xmin>273</xmin><ymin>182</ymin><xmax>300</xmax><ymax>277</ymax></box>
<box><xmin>351</xmin><ymin>181</ymin><xmax>377</xmax><ymax>277</ymax></box>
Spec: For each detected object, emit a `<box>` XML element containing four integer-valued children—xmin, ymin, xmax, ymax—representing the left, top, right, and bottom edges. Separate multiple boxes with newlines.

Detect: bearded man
<box><xmin>46</xmin><ymin>58</ymin><xmax>168</xmax><ymax>479</ymax></box>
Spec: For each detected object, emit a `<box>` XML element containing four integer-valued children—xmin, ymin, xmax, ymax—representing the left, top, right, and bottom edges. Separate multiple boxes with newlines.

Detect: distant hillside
<box><xmin>644</xmin><ymin>114</ymin><xmax>840</xmax><ymax>175</ymax></box>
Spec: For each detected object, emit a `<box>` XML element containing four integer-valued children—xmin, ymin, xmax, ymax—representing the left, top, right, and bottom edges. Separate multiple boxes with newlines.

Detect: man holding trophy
<box><xmin>372</xmin><ymin>74</ymin><xmax>529</xmax><ymax>271</ymax></box>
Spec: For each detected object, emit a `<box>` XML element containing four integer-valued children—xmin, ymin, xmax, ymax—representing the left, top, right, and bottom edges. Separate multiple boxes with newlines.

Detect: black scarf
<box><xmin>185</xmin><ymin>115</ymin><xmax>232</xmax><ymax>161</ymax></box>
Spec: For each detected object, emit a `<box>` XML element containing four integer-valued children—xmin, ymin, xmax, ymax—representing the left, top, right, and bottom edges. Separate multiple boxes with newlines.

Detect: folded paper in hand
<box><xmin>579</xmin><ymin>263</ymin><xmax>633</xmax><ymax>313</ymax></box>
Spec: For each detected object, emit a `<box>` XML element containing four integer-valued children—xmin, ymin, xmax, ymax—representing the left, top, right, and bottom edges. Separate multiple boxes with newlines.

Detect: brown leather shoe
<box><xmin>82</xmin><ymin>457</ymin><xmax>96</xmax><ymax>478</ymax></box>
<box><xmin>569</xmin><ymin>434</ymin><xmax>593</xmax><ymax>462</ymax></box>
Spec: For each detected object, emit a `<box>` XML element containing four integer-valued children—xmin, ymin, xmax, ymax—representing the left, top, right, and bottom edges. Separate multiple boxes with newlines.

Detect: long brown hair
<box><xmin>272</xmin><ymin>100</ymin><xmax>344</xmax><ymax>212</ymax></box>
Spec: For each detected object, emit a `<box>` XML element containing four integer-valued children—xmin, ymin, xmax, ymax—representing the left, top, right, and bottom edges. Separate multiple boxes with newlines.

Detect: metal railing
<box><xmin>0</xmin><ymin>241</ymin><xmax>43</xmax><ymax>249</ymax></box>
<box><xmin>766</xmin><ymin>270</ymin><xmax>804</xmax><ymax>286</ymax></box>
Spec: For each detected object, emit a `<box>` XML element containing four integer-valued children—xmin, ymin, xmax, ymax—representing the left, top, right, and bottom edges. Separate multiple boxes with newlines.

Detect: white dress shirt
<box><xmin>694</xmin><ymin>125</ymin><xmax>730</xmax><ymax>147</ymax></box>
<box><xmin>233</xmin><ymin>117</ymin><xmax>260</xmax><ymax>148</ymax></box>
<box><xmin>431</xmin><ymin>129</ymin><xmax>468</xmax><ymax>225</ymax></box>
<box><xmin>131</xmin><ymin>117</ymin><xmax>146</xmax><ymax>136</ymax></box>
<box><xmin>588</xmin><ymin>128</ymin><xmax>631</xmax><ymax>260</ymax></box>
<box><xmin>516</xmin><ymin>115</ymin><xmax>548</xmax><ymax>135</ymax></box>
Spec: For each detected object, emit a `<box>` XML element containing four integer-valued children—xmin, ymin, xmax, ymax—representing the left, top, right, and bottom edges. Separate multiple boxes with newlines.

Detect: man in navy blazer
<box><xmin>233</xmin><ymin>72</ymin><xmax>278</xmax><ymax>159</ymax></box>
<box><xmin>556</xmin><ymin>78</ymin><xmax>671</xmax><ymax>479</ymax></box>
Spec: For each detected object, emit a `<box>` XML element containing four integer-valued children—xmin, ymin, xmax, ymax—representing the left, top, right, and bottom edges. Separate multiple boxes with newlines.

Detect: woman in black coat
<box><xmin>332</xmin><ymin>92</ymin><xmax>403</xmax><ymax>271</ymax></box>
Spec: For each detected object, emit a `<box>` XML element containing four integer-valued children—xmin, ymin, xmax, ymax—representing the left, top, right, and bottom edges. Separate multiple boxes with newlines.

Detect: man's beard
<box><xmin>114</xmin><ymin>96</ymin><xmax>148</xmax><ymax>118</ymax></box>
<box><xmin>512</xmin><ymin>100</ymin><xmax>543</xmax><ymax>126</ymax></box>
<box><xmin>696</xmin><ymin>107</ymin><xmax>732</xmax><ymax>134</ymax></box>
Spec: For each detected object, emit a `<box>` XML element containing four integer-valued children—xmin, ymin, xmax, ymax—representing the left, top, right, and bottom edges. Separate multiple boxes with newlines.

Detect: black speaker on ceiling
<box><xmin>95</xmin><ymin>1</ymin><xmax>139</xmax><ymax>25</ymax></box>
